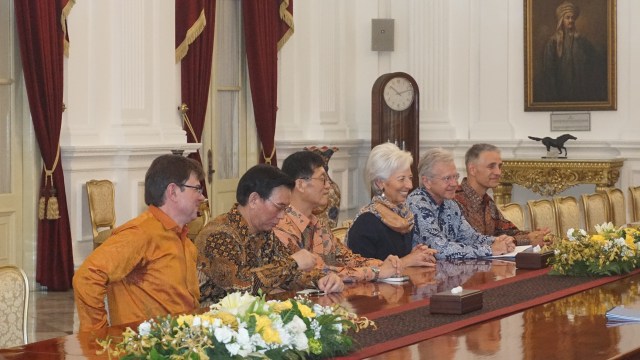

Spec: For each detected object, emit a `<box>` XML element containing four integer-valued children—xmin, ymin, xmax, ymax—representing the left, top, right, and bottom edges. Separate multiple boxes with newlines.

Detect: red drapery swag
<box><xmin>243</xmin><ymin>0</ymin><xmax>293</xmax><ymax>167</ymax></box>
<box><xmin>176</xmin><ymin>0</ymin><xmax>216</xmax><ymax>196</ymax></box>
<box><xmin>14</xmin><ymin>0</ymin><xmax>75</xmax><ymax>290</ymax></box>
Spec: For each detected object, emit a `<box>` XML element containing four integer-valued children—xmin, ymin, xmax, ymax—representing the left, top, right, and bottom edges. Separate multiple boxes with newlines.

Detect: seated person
<box><xmin>195</xmin><ymin>164</ymin><xmax>343</xmax><ymax>304</ymax></box>
<box><xmin>274</xmin><ymin>150</ymin><xmax>403</xmax><ymax>283</ymax></box>
<box><xmin>73</xmin><ymin>154</ymin><xmax>204</xmax><ymax>331</ymax></box>
<box><xmin>454</xmin><ymin>144</ymin><xmax>549</xmax><ymax>246</ymax></box>
<box><xmin>407</xmin><ymin>148</ymin><xmax>516</xmax><ymax>260</ymax></box>
<box><xmin>346</xmin><ymin>143</ymin><xmax>437</xmax><ymax>266</ymax></box>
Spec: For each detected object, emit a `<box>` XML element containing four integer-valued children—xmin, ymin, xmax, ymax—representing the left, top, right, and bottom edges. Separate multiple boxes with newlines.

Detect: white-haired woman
<box><xmin>347</xmin><ymin>143</ymin><xmax>437</xmax><ymax>267</ymax></box>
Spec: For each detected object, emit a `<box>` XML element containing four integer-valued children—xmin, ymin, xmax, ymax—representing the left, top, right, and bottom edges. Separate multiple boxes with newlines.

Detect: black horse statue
<box><xmin>528</xmin><ymin>134</ymin><xmax>577</xmax><ymax>157</ymax></box>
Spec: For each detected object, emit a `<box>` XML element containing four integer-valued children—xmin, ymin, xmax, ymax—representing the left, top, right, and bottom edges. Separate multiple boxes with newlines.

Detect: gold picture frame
<box><xmin>524</xmin><ymin>0</ymin><xmax>616</xmax><ymax>111</ymax></box>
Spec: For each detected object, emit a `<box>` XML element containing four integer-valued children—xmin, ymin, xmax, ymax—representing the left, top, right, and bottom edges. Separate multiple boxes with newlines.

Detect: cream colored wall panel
<box><xmin>0</xmin><ymin>211</ymin><xmax>16</xmax><ymax>265</ymax></box>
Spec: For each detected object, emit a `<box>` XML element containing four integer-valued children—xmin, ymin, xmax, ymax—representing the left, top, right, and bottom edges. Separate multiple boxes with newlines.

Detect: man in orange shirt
<box><xmin>73</xmin><ymin>154</ymin><xmax>204</xmax><ymax>332</ymax></box>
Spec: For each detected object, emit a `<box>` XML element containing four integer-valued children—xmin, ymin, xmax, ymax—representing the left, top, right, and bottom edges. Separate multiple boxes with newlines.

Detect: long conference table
<box><xmin>2</xmin><ymin>259</ymin><xmax>640</xmax><ymax>359</ymax></box>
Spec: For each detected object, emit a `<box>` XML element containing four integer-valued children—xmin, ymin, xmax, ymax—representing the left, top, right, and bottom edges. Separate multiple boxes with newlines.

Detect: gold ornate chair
<box><xmin>187</xmin><ymin>199</ymin><xmax>211</xmax><ymax>241</ymax></box>
<box><xmin>527</xmin><ymin>199</ymin><xmax>558</xmax><ymax>236</ymax></box>
<box><xmin>604</xmin><ymin>188</ymin><xmax>626</xmax><ymax>227</ymax></box>
<box><xmin>553</xmin><ymin>196</ymin><xmax>581</xmax><ymax>237</ymax></box>
<box><xmin>498</xmin><ymin>203</ymin><xmax>526</xmax><ymax>230</ymax></box>
<box><xmin>581</xmin><ymin>192</ymin><xmax>610</xmax><ymax>233</ymax></box>
<box><xmin>331</xmin><ymin>226</ymin><xmax>350</xmax><ymax>244</ymax></box>
<box><xmin>0</xmin><ymin>266</ymin><xmax>29</xmax><ymax>348</ymax></box>
<box><xmin>629</xmin><ymin>186</ymin><xmax>640</xmax><ymax>223</ymax></box>
<box><xmin>86</xmin><ymin>180</ymin><xmax>116</xmax><ymax>249</ymax></box>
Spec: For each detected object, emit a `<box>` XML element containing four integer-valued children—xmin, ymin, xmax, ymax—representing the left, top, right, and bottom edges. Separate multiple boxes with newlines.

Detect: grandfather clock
<box><xmin>371</xmin><ymin>72</ymin><xmax>420</xmax><ymax>188</ymax></box>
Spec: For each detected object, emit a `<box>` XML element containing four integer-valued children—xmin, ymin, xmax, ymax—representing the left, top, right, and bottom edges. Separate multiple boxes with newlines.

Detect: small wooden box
<box><xmin>515</xmin><ymin>251</ymin><xmax>554</xmax><ymax>269</ymax></box>
<box><xmin>430</xmin><ymin>289</ymin><xmax>483</xmax><ymax>314</ymax></box>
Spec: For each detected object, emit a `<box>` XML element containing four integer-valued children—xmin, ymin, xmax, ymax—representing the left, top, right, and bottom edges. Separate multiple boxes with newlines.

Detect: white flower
<box><xmin>567</xmin><ymin>228</ymin><xmax>576</xmax><ymax>240</ymax></box>
<box><xmin>214</xmin><ymin>326</ymin><xmax>234</xmax><ymax>344</ymax></box>
<box><xmin>215</xmin><ymin>292</ymin><xmax>257</xmax><ymax>315</ymax></box>
<box><xmin>236</xmin><ymin>327</ymin><xmax>251</xmax><ymax>347</ymax></box>
<box><xmin>595</xmin><ymin>222</ymin><xmax>614</xmax><ymax>234</ymax></box>
<box><xmin>334</xmin><ymin>322</ymin><xmax>343</xmax><ymax>332</ymax></box>
<box><xmin>138</xmin><ymin>321</ymin><xmax>151</xmax><ymax>336</ymax></box>
<box><xmin>293</xmin><ymin>332</ymin><xmax>309</xmax><ymax>350</ymax></box>
<box><xmin>226</xmin><ymin>343</ymin><xmax>240</xmax><ymax>356</ymax></box>
<box><xmin>579</xmin><ymin>229</ymin><xmax>587</xmax><ymax>237</ymax></box>
<box><xmin>310</xmin><ymin>319</ymin><xmax>322</xmax><ymax>339</ymax></box>
<box><xmin>284</xmin><ymin>315</ymin><xmax>307</xmax><ymax>334</ymax></box>
<box><xmin>191</xmin><ymin>316</ymin><xmax>201</xmax><ymax>327</ymax></box>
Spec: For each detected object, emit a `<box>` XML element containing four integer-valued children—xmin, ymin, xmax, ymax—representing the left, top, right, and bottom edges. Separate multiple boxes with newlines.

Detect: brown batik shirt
<box><xmin>195</xmin><ymin>204</ymin><xmax>323</xmax><ymax>305</ymax></box>
<box><xmin>454</xmin><ymin>178</ymin><xmax>531</xmax><ymax>246</ymax></box>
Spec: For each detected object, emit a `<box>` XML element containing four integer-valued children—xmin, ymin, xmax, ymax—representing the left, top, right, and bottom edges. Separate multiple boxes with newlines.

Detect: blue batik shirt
<box><xmin>407</xmin><ymin>187</ymin><xmax>494</xmax><ymax>260</ymax></box>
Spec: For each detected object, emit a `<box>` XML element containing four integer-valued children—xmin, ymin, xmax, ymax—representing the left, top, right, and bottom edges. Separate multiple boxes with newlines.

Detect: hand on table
<box><xmin>317</xmin><ymin>273</ymin><xmax>344</xmax><ymax>293</ymax></box>
<box><xmin>402</xmin><ymin>244</ymin><xmax>437</xmax><ymax>267</ymax></box>
<box><xmin>492</xmin><ymin>235</ymin><xmax>516</xmax><ymax>255</ymax></box>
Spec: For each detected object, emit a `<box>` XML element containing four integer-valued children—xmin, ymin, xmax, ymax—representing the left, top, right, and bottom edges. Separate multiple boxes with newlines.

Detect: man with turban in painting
<box><xmin>539</xmin><ymin>1</ymin><xmax>606</xmax><ymax>102</ymax></box>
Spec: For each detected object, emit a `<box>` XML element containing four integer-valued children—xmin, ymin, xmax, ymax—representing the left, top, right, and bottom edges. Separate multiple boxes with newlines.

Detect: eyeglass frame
<box><xmin>180</xmin><ymin>183</ymin><xmax>204</xmax><ymax>194</ymax></box>
<box><xmin>429</xmin><ymin>173</ymin><xmax>460</xmax><ymax>183</ymax></box>
<box><xmin>265</xmin><ymin>197</ymin><xmax>289</xmax><ymax>212</ymax></box>
<box><xmin>300</xmin><ymin>175</ymin><xmax>329</xmax><ymax>185</ymax></box>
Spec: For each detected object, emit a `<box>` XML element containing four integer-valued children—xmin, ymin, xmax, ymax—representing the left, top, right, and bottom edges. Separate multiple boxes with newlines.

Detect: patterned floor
<box><xmin>28</xmin><ymin>290</ymin><xmax>78</xmax><ymax>343</ymax></box>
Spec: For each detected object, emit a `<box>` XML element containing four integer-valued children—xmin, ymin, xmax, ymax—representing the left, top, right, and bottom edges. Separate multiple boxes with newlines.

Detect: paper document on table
<box><xmin>484</xmin><ymin>245</ymin><xmax>532</xmax><ymax>259</ymax></box>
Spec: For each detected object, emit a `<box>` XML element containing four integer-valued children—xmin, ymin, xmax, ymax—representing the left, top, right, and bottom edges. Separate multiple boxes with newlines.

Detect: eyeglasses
<box><xmin>302</xmin><ymin>175</ymin><xmax>329</xmax><ymax>185</ymax></box>
<box><xmin>266</xmin><ymin>197</ymin><xmax>288</xmax><ymax>212</ymax></box>
<box><xmin>431</xmin><ymin>173</ymin><xmax>460</xmax><ymax>183</ymax></box>
<box><xmin>180</xmin><ymin>183</ymin><xmax>204</xmax><ymax>194</ymax></box>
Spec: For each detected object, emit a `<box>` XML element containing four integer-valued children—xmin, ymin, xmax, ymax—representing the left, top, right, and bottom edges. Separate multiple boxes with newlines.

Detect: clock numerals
<box><xmin>383</xmin><ymin>77</ymin><xmax>414</xmax><ymax>111</ymax></box>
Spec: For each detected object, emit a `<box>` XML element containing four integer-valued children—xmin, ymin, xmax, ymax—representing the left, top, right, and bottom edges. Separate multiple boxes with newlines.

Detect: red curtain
<box><xmin>242</xmin><ymin>0</ymin><xmax>293</xmax><ymax>166</ymax></box>
<box><xmin>176</xmin><ymin>0</ymin><xmax>216</xmax><ymax>195</ymax></box>
<box><xmin>15</xmin><ymin>0</ymin><xmax>75</xmax><ymax>290</ymax></box>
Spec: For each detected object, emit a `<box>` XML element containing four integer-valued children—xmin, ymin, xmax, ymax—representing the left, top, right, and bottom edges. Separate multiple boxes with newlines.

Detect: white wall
<box><xmin>275</xmin><ymin>0</ymin><xmax>640</xmax><ymax>219</ymax></box>
<box><xmin>46</xmin><ymin>0</ymin><xmax>640</xmax><ymax>271</ymax></box>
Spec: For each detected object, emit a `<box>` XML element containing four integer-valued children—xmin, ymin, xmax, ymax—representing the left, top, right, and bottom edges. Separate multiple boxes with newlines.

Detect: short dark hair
<box><xmin>281</xmin><ymin>151</ymin><xmax>325</xmax><ymax>180</ymax></box>
<box><xmin>145</xmin><ymin>154</ymin><xmax>205</xmax><ymax>206</ymax></box>
<box><xmin>465</xmin><ymin>144</ymin><xmax>500</xmax><ymax>167</ymax></box>
<box><xmin>236</xmin><ymin>164</ymin><xmax>295</xmax><ymax>205</ymax></box>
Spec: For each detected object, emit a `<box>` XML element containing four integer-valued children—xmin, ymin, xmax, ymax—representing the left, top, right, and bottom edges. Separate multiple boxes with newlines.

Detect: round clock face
<box><xmin>383</xmin><ymin>77</ymin><xmax>414</xmax><ymax>111</ymax></box>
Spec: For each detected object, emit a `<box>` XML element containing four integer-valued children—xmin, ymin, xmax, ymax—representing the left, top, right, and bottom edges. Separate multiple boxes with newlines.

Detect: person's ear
<box><xmin>248</xmin><ymin>192</ymin><xmax>261</xmax><ymax>207</ymax></box>
<box><xmin>421</xmin><ymin>175</ymin><xmax>431</xmax><ymax>189</ymax></box>
<box><xmin>374</xmin><ymin>179</ymin><xmax>385</xmax><ymax>193</ymax></box>
<box><xmin>468</xmin><ymin>162</ymin><xmax>477</xmax><ymax>177</ymax></box>
<box><xmin>295</xmin><ymin>178</ymin><xmax>307</xmax><ymax>192</ymax></box>
<box><xmin>164</xmin><ymin>183</ymin><xmax>180</xmax><ymax>203</ymax></box>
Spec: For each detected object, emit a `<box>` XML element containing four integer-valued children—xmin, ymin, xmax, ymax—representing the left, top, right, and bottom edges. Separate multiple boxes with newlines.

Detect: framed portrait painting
<box><xmin>524</xmin><ymin>0</ymin><xmax>616</xmax><ymax>111</ymax></box>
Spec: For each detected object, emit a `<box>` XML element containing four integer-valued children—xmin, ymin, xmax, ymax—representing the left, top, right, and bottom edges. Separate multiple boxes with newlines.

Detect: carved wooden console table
<box><xmin>493</xmin><ymin>158</ymin><xmax>625</xmax><ymax>206</ymax></box>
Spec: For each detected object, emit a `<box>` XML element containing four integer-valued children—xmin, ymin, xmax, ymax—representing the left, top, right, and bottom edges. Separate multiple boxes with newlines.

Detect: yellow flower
<box><xmin>176</xmin><ymin>315</ymin><xmax>194</xmax><ymax>327</ymax></box>
<box><xmin>270</xmin><ymin>300</ymin><xmax>293</xmax><ymax>313</ymax></box>
<box><xmin>255</xmin><ymin>315</ymin><xmax>282</xmax><ymax>344</ymax></box>
<box><xmin>590</xmin><ymin>234</ymin><xmax>606</xmax><ymax>244</ymax></box>
<box><xmin>298</xmin><ymin>304</ymin><xmax>316</xmax><ymax>318</ymax></box>
<box><xmin>213</xmin><ymin>311</ymin><xmax>238</xmax><ymax>329</ymax></box>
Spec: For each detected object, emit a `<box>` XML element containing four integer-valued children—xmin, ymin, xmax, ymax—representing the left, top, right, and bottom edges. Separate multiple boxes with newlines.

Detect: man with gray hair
<box><xmin>454</xmin><ymin>144</ymin><xmax>549</xmax><ymax>246</ymax></box>
<box><xmin>407</xmin><ymin>148</ymin><xmax>515</xmax><ymax>260</ymax></box>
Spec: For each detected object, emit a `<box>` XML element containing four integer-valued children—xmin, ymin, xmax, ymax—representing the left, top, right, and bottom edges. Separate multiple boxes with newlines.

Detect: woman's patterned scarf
<box><xmin>353</xmin><ymin>195</ymin><xmax>414</xmax><ymax>234</ymax></box>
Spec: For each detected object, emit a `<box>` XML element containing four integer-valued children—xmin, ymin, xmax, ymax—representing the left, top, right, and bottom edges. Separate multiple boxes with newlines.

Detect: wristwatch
<box><xmin>371</xmin><ymin>266</ymin><xmax>380</xmax><ymax>281</ymax></box>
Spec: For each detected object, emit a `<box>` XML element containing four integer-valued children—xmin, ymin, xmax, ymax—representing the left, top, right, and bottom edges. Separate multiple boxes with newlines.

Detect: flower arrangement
<box><xmin>98</xmin><ymin>292</ymin><xmax>375</xmax><ymax>359</ymax></box>
<box><xmin>545</xmin><ymin>222</ymin><xmax>640</xmax><ymax>276</ymax></box>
